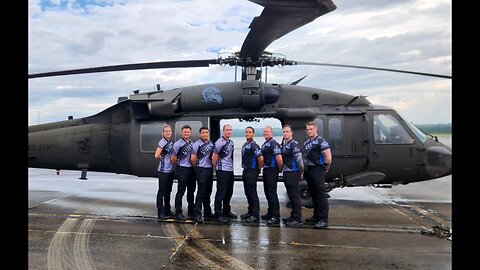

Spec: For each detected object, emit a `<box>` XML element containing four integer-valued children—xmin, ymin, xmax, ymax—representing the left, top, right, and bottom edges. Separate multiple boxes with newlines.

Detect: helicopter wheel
<box><xmin>299</xmin><ymin>180</ymin><xmax>313</xmax><ymax>208</ymax></box>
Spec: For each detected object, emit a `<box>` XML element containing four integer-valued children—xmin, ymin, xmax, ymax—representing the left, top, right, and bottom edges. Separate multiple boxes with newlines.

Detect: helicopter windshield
<box><xmin>373</xmin><ymin>114</ymin><xmax>414</xmax><ymax>144</ymax></box>
<box><xmin>405</xmin><ymin>121</ymin><xmax>427</xmax><ymax>143</ymax></box>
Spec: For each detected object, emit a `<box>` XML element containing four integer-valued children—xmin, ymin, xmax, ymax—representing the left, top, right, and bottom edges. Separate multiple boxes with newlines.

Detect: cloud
<box><xmin>28</xmin><ymin>0</ymin><xmax>451</xmax><ymax>125</ymax></box>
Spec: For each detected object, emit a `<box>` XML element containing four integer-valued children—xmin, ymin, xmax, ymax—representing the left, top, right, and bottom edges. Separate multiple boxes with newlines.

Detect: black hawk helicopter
<box><xmin>28</xmin><ymin>0</ymin><xmax>452</xmax><ymax>206</ymax></box>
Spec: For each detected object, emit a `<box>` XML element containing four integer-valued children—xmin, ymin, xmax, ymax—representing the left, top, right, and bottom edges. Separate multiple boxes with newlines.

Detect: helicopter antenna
<box><xmin>290</xmin><ymin>75</ymin><xmax>308</xmax><ymax>85</ymax></box>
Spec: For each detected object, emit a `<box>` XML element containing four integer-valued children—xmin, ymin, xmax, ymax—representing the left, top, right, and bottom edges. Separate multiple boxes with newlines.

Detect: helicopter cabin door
<box><xmin>367</xmin><ymin>112</ymin><xmax>417</xmax><ymax>182</ymax></box>
<box><xmin>131</xmin><ymin>117</ymin><xmax>210</xmax><ymax>177</ymax></box>
<box><xmin>325</xmin><ymin>114</ymin><xmax>368</xmax><ymax>177</ymax></box>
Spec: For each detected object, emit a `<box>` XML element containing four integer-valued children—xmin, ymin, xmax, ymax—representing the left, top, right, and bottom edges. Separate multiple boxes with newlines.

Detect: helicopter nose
<box><xmin>425</xmin><ymin>145</ymin><xmax>452</xmax><ymax>178</ymax></box>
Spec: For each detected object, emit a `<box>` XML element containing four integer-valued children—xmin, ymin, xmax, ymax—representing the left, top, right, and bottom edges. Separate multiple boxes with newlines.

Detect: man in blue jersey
<box><xmin>154</xmin><ymin>125</ymin><xmax>175</xmax><ymax>220</ymax></box>
<box><xmin>191</xmin><ymin>127</ymin><xmax>215</xmax><ymax>223</ymax></box>
<box><xmin>212</xmin><ymin>124</ymin><xmax>237</xmax><ymax>223</ymax></box>
<box><xmin>240</xmin><ymin>126</ymin><xmax>264</xmax><ymax>223</ymax></box>
<box><xmin>281</xmin><ymin>125</ymin><xmax>304</xmax><ymax>227</ymax></box>
<box><xmin>260</xmin><ymin>126</ymin><xmax>283</xmax><ymax>225</ymax></box>
<box><xmin>304</xmin><ymin>121</ymin><xmax>332</xmax><ymax>229</ymax></box>
<box><xmin>171</xmin><ymin>125</ymin><xmax>196</xmax><ymax>221</ymax></box>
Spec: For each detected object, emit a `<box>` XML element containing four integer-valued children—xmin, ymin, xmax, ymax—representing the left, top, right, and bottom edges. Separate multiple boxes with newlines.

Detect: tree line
<box><xmin>231</xmin><ymin>123</ymin><xmax>451</xmax><ymax>137</ymax></box>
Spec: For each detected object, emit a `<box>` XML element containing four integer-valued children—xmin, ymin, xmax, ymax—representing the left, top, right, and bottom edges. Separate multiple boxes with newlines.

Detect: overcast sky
<box><xmin>28</xmin><ymin>0</ymin><xmax>451</xmax><ymax>126</ymax></box>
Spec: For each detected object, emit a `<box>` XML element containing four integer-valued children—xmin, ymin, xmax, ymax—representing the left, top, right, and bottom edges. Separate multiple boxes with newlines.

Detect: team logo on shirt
<box><xmin>321</xmin><ymin>141</ymin><xmax>329</xmax><ymax>148</ymax></box>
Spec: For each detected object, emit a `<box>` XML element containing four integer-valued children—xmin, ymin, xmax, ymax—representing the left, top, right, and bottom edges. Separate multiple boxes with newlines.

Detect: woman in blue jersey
<box><xmin>154</xmin><ymin>125</ymin><xmax>175</xmax><ymax>220</ymax></box>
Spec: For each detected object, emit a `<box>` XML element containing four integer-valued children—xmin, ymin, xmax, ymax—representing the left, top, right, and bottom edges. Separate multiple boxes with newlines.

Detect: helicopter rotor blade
<box><xmin>240</xmin><ymin>0</ymin><xmax>336</xmax><ymax>61</ymax></box>
<box><xmin>294</xmin><ymin>61</ymin><xmax>452</xmax><ymax>79</ymax></box>
<box><xmin>28</xmin><ymin>59</ymin><xmax>219</xmax><ymax>79</ymax></box>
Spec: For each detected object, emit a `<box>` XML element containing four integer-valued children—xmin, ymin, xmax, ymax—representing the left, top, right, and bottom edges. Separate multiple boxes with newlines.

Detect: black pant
<box><xmin>242</xmin><ymin>169</ymin><xmax>260</xmax><ymax>217</ymax></box>
<box><xmin>174</xmin><ymin>166</ymin><xmax>196</xmax><ymax>214</ymax></box>
<box><xmin>214</xmin><ymin>170</ymin><xmax>234</xmax><ymax>215</ymax></box>
<box><xmin>156</xmin><ymin>171</ymin><xmax>174</xmax><ymax>215</ymax></box>
<box><xmin>194</xmin><ymin>167</ymin><xmax>213</xmax><ymax>215</ymax></box>
<box><xmin>263</xmin><ymin>168</ymin><xmax>280</xmax><ymax>218</ymax></box>
<box><xmin>283</xmin><ymin>171</ymin><xmax>302</xmax><ymax>222</ymax></box>
<box><xmin>306</xmin><ymin>165</ymin><xmax>329</xmax><ymax>222</ymax></box>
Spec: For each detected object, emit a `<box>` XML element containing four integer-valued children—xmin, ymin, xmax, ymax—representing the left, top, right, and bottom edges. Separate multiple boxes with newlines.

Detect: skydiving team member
<box><xmin>281</xmin><ymin>125</ymin><xmax>304</xmax><ymax>227</ymax></box>
<box><xmin>304</xmin><ymin>121</ymin><xmax>332</xmax><ymax>229</ymax></box>
<box><xmin>171</xmin><ymin>125</ymin><xmax>196</xmax><ymax>221</ymax></box>
<box><xmin>191</xmin><ymin>127</ymin><xmax>215</xmax><ymax>223</ymax></box>
<box><xmin>212</xmin><ymin>124</ymin><xmax>238</xmax><ymax>223</ymax></box>
<box><xmin>260</xmin><ymin>126</ymin><xmax>283</xmax><ymax>225</ymax></box>
<box><xmin>240</xmin><ymin>127</ymin><xmax>264</xmax><ymax>223</ymax></box>
<box><xmin>154</xmin><ymin>124</ymin><xmax>175</xmax><ymax>220</ymax></box>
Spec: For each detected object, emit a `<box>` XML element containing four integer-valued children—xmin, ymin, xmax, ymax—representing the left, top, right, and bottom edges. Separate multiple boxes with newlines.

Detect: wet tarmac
<box><xmin>28</xmin><ymin>166</ymin><xmax>451</xmax><ymax>270</ymax></box>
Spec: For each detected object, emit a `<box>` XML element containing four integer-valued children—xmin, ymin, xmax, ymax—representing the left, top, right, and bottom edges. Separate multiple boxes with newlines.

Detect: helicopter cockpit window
<box><xmin>405</xmin><ymin>121</ymin><xmax>427</xmax><ymax>143</ymax></box>
<box><xmin>328</xmin><ymin>118</ymin><xmax>342</xmax><ymax>152</ymax></box>
<box><xmin>140</xmin><ymin>121</ymin><xmax>167</xmax><ymax>152</ymax></box>
<box><xmin>373</xmin><ymin>115</ymin><xmax>414</xmax><ymax>144</ymax></box>
<box><xmin>174</xmin><ymin>121</ymin><xmax>202</xmax><ymax>142</ymax></box>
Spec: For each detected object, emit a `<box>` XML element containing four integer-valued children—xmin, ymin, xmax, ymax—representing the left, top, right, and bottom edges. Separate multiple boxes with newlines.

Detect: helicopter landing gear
<box><xmin>78</xmin><ymin>163</ymin><xmax>88</xmax><ymax>180</ymax></box>
<box><xmin>298</xmin><ymin>180</ymin><xmax>313</xmax><ymax>208</ymax></box>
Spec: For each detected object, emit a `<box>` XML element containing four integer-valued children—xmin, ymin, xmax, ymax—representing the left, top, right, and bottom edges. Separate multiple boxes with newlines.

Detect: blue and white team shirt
<box><xmin>172</xmin><ymin>138</ymin><xmax>193</xmax><ymax>167</ymax></box>
<box><xmin>192</xmin><ymin>139</ymin><xmax>214</xmax><ymax>168</ymax></box>
<box><xmin>304</xmin><ymin>136</ymin><xmax>330</xmax><ymax>166</ymax></box>
<box><xmin>261</xmin><ymin>138</ymin><xmax>282</xmax><ymax>170</ymax></box>
<box><xmin>157</xmin><ymin>137</ymin><xmax>174</xmax><ymax>173</ymax></box>
<box><xmin>281</xmin><ymin>139</ymin><xmax>304</xmax><ymax>173</ymax></box>
<box><xmin>241</xmin><ymin>139</ymin><xmax>262</xmax><ymax>170</ymax></box>
<box><xmin>213</xmin><ymin>136</ymin><xmax>234</xmax><ymax>172</ymax></box>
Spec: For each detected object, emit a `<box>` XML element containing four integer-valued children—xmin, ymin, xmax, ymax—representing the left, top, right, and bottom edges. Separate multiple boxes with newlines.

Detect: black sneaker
<box><xmin>164</xmin><ymin>210</ymin><xmax>175</xmax><ymax>218</ymax></box>
<box><xmin>305</xmin><ymin>216</ymin><xmax>319</xmax><ymax>223</ymax></box>
<box><xmin>158</xmin><ymin>213</ymin><xmax>168</xmax><ymax>221</ymax></box>
<box><xmin>285</xmin><ymin>220</ymin><xmax>303</xmax><ymax>227</ymax></box>
<box><xmin>266</xmin><ymin>217</ymin><xmax>280</xmax><ymax>225</ymax></box>
<box><xmin>314</xmin><ymin>221</ymin><xmax>328</xmax><ymax>229</ymax></box>
<box><xmin>215</xmin><ymin>215</ymin><xmax>229</xmax><ymax>223</ymax></box>
<box><xmin>240</xmin><ymin>213</ymin><xmax>252</xmax><ymax>219</ymax></box>
<box><xmin>245</xmin><ymin>216</ymin><xmax>260</xmax><ymax>223</ymax></box>
<box><xmin>203</xmin><ymin>212</ymin><xmax>215</xmax><ymax>220</ymax></box>
<box><xmin>175</xmin><ymin>213</ymin><xmax>187</xmax><ymax>221</ymax></box>
<box><xmin>261</xmin><ymin>213</ymin><xmax>271</xmax><ymax>220</ymax></box>
<box><xmin>223</xmin><ymin>212</ymin><xmax>238</xmax><ymax>219</ymax></box>
<box><xmin>194</xmin><ymin>215</ymin><xmax>204</xmax><ymax>223</ymax></box>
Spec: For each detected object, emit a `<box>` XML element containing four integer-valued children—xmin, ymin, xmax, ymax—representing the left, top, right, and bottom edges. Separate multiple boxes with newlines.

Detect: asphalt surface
<box><xmin>28</xmin><ymin>166</ymin><xmax>451</xmax><ymax>270</ymax></box>
<box><xmin>28</xmin><ymin>135</ymin><xmax>452</xmax><ymax>269</ymax></box>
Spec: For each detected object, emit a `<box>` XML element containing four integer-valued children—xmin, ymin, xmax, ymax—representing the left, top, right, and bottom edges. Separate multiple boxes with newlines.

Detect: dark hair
<box><xmin>181</xmin><ymin>125</ymin><xmax>192</xmax><ymax>130</ymax></box>
<box><xmin>282</xmin><ymin>124</ymin><xmax>293</xmax><ymax>132</ymax></box>
<box><xmin>199</xmin><ymin>126</ymin><xmax>209</xmax><ymax>133</ymax></box>
<box><xmin>245</xmin><ymin>126</ymin><xmax>255</xmax><ymax>133</ymax></box>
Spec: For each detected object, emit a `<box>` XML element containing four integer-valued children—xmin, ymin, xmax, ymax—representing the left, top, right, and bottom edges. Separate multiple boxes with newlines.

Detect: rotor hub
<box><xmin>218</xmin><ymin>51</ymin><xmax>296</xmax><ymax>68</ymax></box>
